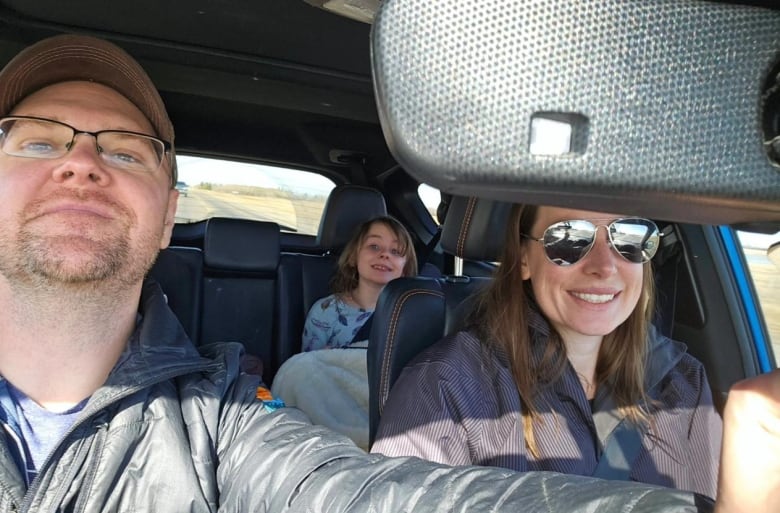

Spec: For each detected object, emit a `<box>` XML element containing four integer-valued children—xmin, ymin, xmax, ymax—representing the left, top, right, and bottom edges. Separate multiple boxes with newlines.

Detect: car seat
<box><xmin>367</xmin><ymin>195</ymin><xmax>511</xmax><ymax>447</ymax></box>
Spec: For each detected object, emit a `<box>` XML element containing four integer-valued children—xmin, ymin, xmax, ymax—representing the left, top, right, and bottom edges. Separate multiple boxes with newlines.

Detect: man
<box><xmin>0</xmin><ymin>34</ymin><xmax>710</xmax><ymax>511</ymax></box>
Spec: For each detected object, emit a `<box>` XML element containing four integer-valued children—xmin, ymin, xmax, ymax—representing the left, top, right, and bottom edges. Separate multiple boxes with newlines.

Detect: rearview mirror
<box><xmin>372</xmin><ymin>0</ymin><xmax>780</xmax><ymax>225</ymax></box>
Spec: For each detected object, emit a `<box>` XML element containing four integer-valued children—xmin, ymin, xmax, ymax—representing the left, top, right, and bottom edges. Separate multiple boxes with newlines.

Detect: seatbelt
<box><xmin>416</xmin><ymin>227</ymin><xmax>442</xmax><ymax>270</ymax></box>
<box><xmin>350</xmin><ymin>315</ymin><xmax>374</xmax><ymax>344</ymax></box>
<box><xmin>416</xmin><ymin>195</ymin><xmax>449</xmax><ymax>271</ymax></box>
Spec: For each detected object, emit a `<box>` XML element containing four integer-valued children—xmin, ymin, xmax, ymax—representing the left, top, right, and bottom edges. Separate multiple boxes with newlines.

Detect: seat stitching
<box><xmin>379</xmin><ymin>289</ymin><xmax>444</xmax><ymax>414</ymax></box>
<box><xmin>457</xmin><ymin>197</ymin><xmax>477</xmax><ymax>258</ymax></box>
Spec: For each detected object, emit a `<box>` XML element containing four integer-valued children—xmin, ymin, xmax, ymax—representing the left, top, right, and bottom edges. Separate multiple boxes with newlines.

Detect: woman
<box><xmin>372</xmin><ymin>204</ymin><xmax>722</xmax><ymax>498</ymax></box>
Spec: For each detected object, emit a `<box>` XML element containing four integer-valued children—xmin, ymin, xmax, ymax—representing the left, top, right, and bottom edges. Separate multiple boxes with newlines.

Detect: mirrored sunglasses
<box><xmin>522</xmin><ymin>218</ymin><xmax>660</xmax><ymax>266</ymax></box>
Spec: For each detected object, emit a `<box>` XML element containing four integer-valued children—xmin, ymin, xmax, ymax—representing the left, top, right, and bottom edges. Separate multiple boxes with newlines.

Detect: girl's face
<box><xmin>354</xmin><ymin>222</ymin><xmax>407</xmax><ymax>288</ymax></box>
<box><xmin>519</xmin><ymin>206</ymin><xmax>645</xmax><ymax>345</ymax></box>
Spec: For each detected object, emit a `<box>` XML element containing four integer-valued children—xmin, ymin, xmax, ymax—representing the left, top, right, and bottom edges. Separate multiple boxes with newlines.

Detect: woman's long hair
<box><xmin>467</xmin><ymin>204</ymin><xmax>655</xmax><ymax>457</ymax></box>
<box><xmin>330</xmin><ymin>216</ymin><xmax>418</xmax><ymax>295</ymax></box>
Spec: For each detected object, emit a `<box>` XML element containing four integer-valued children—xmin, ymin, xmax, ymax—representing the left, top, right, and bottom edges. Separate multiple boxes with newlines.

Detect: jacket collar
<box><xmin>528</xmin><ymin>310</ymin><xmax>689</xmax><ymax>448</ymax></box>
<box><xmin>85</xmin><ymin>279</ymin><xmax>213</xmax><ymax>415</ymax></box>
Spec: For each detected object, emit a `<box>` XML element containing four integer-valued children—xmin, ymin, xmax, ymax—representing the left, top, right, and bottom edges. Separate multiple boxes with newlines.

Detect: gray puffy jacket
<box><xmin>0</xmin><ymin>281</ymin><xmax>713</xmax><ymax>512</ymax></box>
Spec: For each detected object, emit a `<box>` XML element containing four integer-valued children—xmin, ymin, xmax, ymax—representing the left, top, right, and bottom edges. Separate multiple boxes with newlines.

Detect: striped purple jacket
<box><xmin>372</xmin><ymin>320</ymin><xmax>722</xmax><ymax>500</ymax></box>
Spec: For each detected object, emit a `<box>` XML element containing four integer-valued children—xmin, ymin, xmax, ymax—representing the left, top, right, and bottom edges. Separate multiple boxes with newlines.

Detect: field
<box><xmin>744</xmin><ymin>248</ymin><xmax>780</xmax><ymax>363</ymax></box>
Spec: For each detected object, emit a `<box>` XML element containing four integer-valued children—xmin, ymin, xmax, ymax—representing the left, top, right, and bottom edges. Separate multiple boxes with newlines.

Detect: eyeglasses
<box><xmin>522</xmin><ymin>217</ymin><xmax>660</xmax><ymax>266</ymax></box>
<box><xmin>0</xmin><ymin>116</ymin><xmax>172</xmax><ymax>182</ymax></box>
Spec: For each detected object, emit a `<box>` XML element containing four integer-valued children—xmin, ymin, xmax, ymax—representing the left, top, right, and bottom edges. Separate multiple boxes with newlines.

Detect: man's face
<box><xmin>0</xmin><ymin>81</ymin><xmax>178</xmax><ymax>288</ymax></box>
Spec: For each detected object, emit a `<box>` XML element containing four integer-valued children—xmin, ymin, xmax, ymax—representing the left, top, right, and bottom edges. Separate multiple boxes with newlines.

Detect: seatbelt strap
<box><xmin>416</xmin><ymin>195</ymin><xmax>449</xmax><ymax>271</ymax></box>
<box><xmin>350</xmin><ymin>314</ymin><xmax>374</xmax><ymax>344</ymax></box>
<box><xmin>416</xmin><ymin>227</ymin><xmax>442</xmax><ymax>270</ymax></box>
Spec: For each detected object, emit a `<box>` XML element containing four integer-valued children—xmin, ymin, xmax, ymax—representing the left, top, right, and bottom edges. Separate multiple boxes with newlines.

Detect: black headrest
<box><xmin>204</xmin><ymin>217</ymin><xmax>280</xmax><ymax>272</ymax></box>
<box><xmin>440</xmin><ymin>196</ymin><xmax>512</xmax><ymax>261</ymax></box>
<box><xmin>316</xmin><ymin>185</ymin><xmax>387</xmax><ymax>251</ymax></box>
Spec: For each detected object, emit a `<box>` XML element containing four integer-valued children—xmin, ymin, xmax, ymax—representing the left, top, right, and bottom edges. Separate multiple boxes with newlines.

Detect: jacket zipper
<box><xmin>72</xmin><ymin>419</ymin><xmax>108</xmax><ymax>513</ymax></box>
<box><xmin>18</xmin><ymin>361</ymin><xmax>215</xmax><ymax>512</ymax></box>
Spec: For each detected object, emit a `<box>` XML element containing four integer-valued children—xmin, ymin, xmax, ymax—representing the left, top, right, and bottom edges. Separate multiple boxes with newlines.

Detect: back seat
<box><xmin>276</xmin><ymin>185</ymin><xmax>388</xmax><ymax>369</ymax></box>
<box><xmin>148</xmin><ymin>245</ymin><xmax>203</xmax><ymax>344</ymax></box>
<box><xmin>201</xmin><ymin>217</ymin><xmax>281</xmax><ymax>384</ymax></box>
<box><xmin>150</xmin><ymin>217</ymin><xmax>282</xmax><ymax>384</ymax></box>
<box><xmin>151</xmin><ymin>185</ymin><xmax>390</xmax><ymax>386</ymax></box>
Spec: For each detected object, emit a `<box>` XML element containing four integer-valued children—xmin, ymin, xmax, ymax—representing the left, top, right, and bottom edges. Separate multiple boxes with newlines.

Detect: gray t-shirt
<box><xmin>6</xmin><ymin>382</ymin><xmax>87</xmax><ymax>485</ymax></box>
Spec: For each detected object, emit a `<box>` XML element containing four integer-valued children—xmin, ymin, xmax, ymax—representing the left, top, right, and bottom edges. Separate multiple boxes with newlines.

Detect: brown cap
<box><xmin>0</xmin><ymin>34</ymin><xmax>176</xmax><ymax>183</ymax></box>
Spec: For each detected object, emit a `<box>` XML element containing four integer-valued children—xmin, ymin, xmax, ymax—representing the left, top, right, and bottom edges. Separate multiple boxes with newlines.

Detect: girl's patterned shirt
<box><xmin>302</xmin><ymin>294</ymin><xmax>373</xmax><ymax>351</ymax></box>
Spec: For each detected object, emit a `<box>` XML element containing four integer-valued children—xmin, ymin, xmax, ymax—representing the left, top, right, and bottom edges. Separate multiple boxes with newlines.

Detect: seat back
<box><xmin>276</xmin><ymin>252</ymin><xmax>338</xmax><ymax>372</ymax></box>
<box><xmin>201</xmin><ymin>217</ymin><xmax>281</xmax><ymax>384</ymax></box>
<box><xmin>368</xmin><ymin>195</ymin><xmax>510</xmax><ymax>447</ymax></box>
<box><xmin>316</xmin><ymin>184</ymin><xmax>387</xmax><ymax>253</ymax></box>
<box><xmin>147</xmin><ymin>246</ymin><xmax>204</xmax><ymax>344</ymax></box>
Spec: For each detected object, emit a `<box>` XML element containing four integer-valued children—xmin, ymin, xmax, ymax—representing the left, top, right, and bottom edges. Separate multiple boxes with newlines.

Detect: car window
<box><xmin>175</xmin><ymin>155</ymin><xmax>336</xmax><ymax>235</ymax></box>
<box><xmin>737</xmin><ymin>229</ymin><xmax>780</xmax><ymax>363</ymax></box>
<box><xmin>418</xmin><ymin>183</ymin><xmax>441</xmax><ymax>225</ymax></box>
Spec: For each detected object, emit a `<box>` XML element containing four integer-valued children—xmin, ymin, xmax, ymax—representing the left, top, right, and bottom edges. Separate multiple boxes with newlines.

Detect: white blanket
<box><xmin>271</xmin><ymin>344</ymin><xmax>369</xmax><ymax>450</ymax></box>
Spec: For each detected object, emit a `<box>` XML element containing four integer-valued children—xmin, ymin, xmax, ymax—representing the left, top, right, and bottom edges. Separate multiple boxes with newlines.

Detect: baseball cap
<box><xmin>0</xmin><ymin>33</ymin><xmax>177</xmax><ymax>183</ymax></box>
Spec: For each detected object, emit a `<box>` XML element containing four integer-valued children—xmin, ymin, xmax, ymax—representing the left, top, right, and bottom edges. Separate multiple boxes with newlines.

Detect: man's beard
<box><xmin>0</xmin><ymin>189</ymin><xmax>161</xmax><ymax>288</ymax></box>
<box><xmin>17</xmin><ymin>229</ymin><xmax>133</xmax><ymax>284</ymax></box>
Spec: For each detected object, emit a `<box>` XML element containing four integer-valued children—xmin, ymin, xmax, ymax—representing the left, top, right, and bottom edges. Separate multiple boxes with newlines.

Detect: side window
<box><xmin>737</xmin><ymin>229</ymin><xmax>780</xmax><ymax>364</ymax></box>
<box><xmin>175</xmin><ymin>155</ymin><xmax>335</xmax><ymax>235</ymax></box>
<box><xmin>417</xmin><ymin>183</ymin><xmax>442</xmax><ymax>224</ymax></box>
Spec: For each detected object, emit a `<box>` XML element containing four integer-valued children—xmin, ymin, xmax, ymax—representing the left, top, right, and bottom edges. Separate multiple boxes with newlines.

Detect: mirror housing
<box><xmin>372</xmin><ymin>0</ymin><xmax>780</xmax><ymax>224</ymax></box>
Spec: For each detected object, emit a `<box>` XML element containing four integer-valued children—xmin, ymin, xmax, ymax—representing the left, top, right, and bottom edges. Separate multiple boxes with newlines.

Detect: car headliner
<box><xmin>0</xmin><ymin>0</ymin><xmax>776</xmax><ymax>227</ymax></box>
<box><xmin>0</xmin><ymin>0</ymin><xmax>389</xmax><ymax>182</ymax></box>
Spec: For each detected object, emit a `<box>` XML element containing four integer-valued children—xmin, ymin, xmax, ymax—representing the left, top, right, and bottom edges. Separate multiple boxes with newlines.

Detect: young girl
<box><xmin>273</xmin><ymin>216</ymin><xmax>417</xmax><ymax>450</ymax></box>
<box><xmin>302</xmin><ymin>216</ymin><xmax>418</xmax><ymax>351</ymax></box>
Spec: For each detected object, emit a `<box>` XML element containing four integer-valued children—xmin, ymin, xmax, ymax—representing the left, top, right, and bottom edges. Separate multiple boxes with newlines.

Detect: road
<box><xmin>174</xmin><ymin>188</ymin><xmax>324</xmax><ymax>235</ymax></box>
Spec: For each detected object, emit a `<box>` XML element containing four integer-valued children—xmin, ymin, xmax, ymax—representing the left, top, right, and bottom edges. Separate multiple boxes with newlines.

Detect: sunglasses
<box><xmin>522</xmin><ymin>218</ymin><xmax>660</xmax><ymax>266</ymax></box>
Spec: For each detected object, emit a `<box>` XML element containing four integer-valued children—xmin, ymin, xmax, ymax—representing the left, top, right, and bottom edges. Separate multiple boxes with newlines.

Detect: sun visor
<box><xmin>371</xmin><ymin>0</ymin><xmax>780</xmax><ymax>225</ymax></box>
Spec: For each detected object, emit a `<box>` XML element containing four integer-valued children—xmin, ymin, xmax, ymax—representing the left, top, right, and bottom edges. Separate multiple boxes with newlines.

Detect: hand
<box><xmin>716</xmin><ymin>369</ymin><xmax>780</xmax><ymax>513</ymax></box>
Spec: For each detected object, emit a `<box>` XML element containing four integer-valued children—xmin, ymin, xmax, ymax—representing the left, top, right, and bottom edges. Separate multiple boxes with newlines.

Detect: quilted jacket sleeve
<box><xmin>211</xmin><ymin>345</ymin><xmax>712</xmax><ymax>513</ymax></box>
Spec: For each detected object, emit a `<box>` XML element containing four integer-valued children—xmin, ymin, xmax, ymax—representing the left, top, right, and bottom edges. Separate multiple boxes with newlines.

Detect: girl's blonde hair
<box><xmin>467</xmin><ymin>204</ymin><xmax>655</xmax><ymax>456</ymax></box>
<box><xmin>331</xmin><ymin>216</ymin><xmax>418</xmax><ymax>294</ymax></box>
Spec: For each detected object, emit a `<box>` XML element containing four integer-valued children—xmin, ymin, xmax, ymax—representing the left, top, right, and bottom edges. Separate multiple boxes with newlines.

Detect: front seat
<box><xmin>367</xmin><ymin>195</ymin><xmax>512</xmax><ymax>448</ymax></box>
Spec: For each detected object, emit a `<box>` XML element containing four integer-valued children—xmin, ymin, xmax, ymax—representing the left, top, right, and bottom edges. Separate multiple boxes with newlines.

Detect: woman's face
<box><xmin>520</xmin><ymin>206</ymin><xmax>645</xmax><ymax>345</ymax></box>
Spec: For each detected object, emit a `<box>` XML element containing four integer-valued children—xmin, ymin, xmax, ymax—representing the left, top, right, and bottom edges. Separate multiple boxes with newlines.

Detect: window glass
<box><xmin>418</xmin><ymin>183</ymin><xmax>441</xmax><ymax>224</ymax></box>
<box><xmin>737</xmin><ymin>230</ymin><xmax>780</xmax><ymax>363</ymax></box>
<box><xmin>175</xmin><ymin>155</ymin><xmax>335</xmax><ymax>235</ymax></box>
